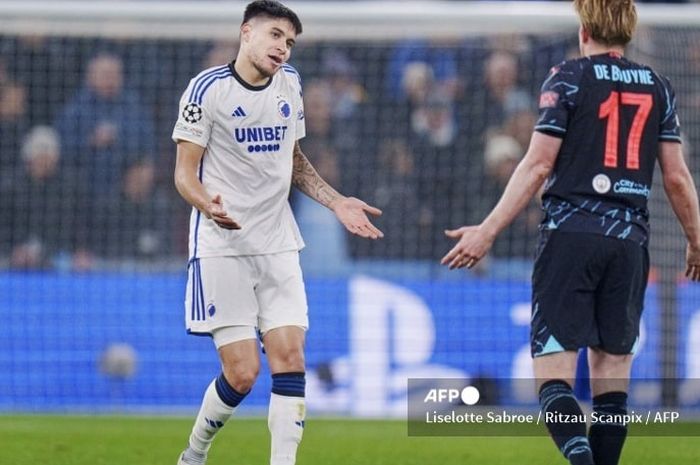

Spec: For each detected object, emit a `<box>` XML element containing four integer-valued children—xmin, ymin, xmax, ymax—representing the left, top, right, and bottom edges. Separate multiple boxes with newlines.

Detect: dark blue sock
<box><xmin>539</xmin><ymin>379</ymin><xmax>594</xmax><ymax>465</ymax></box>
<box><xmin>271</xmin><ymin>372</ymin><xmax>305</xmax><ymax>398</ymax></box>
<box><xmin>589</xmin><ymin>391</ymin><xmax>628</xmax><ymax>465</ymax></box>
<box><xmin>215</xmin><ymin>373</ymin><xmax>249</xmax><ymax>408</ymax></box>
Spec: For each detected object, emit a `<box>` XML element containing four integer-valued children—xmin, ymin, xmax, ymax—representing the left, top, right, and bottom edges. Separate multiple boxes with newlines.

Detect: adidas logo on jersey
<box><xmin>231</xmin><ymin>106</ymin><xmax>247</xmax><ymax>117</ymax></box>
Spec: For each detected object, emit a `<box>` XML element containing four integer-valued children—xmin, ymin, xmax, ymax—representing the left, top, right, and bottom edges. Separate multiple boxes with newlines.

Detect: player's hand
<box><xmin>206</xmin><ymin>194</ymin><xmax>241</xmax><ymax>230</ymax></box>
<box><xmin>331</xmin><ymin>196</ymin><xmax>384</xmax><ymax>239</ymax></box>
<box><xmin>685</xmin><ymin>243</ymin><xmax>700</xmax><ymax>281</ymax></box>
<box><xmin>440</xmin><ymin>225</ymin><xmax>495</xmax><ymax>270</ymax></box>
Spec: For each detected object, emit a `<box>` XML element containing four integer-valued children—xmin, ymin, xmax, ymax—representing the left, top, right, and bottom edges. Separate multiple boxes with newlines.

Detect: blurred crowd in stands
<box><xmin>0</xmin><ymin>30</ymin><xmax>698</xmax><ymax>276</ymax></box>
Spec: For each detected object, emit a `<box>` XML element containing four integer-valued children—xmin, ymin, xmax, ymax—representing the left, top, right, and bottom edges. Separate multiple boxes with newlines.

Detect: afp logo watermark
<box><xmin>423</xmin><ymin>386</ymin><xmax>480</xmax><ymax>406</ymax></box>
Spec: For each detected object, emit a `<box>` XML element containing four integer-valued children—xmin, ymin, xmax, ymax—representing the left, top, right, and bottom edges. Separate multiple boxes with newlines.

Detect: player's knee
<box><xmin>589</xmin><ymin>350</ymin><xmax>632</xmax><ymax>377</ymax></box>
<box><xmin>223</xmin><ymin>364</ymin><xmax>259</xmax><ymax>392</ymax></box>
<box><xmin>273</xmin><ymin>347</ymin><xmax>305</xmax><ymax>372</ymax></box>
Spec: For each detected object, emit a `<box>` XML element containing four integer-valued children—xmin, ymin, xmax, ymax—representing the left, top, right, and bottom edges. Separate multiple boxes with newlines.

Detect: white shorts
<box><xmin>185</xmin><ymin>251</ymin><xmax>309</xmax><ymax>340</ymax></box>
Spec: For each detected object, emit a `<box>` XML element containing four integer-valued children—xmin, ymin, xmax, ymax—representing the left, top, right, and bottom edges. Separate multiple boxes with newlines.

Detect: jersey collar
<box><xmin>229</xmin><ymin>61</ymin><xmax>273</xmax><ymax>91</ymax></box>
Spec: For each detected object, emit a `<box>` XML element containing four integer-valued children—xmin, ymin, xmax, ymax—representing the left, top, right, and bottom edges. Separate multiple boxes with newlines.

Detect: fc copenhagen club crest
<box><xmin>182</xmin><ymin>103</ymin><xmax>203</xmax><ymax>123</ymax></box>
<box><xmin>277</xmin><ymin>96</ymin><xmax>291</xmax><ymax>120</ymax></box>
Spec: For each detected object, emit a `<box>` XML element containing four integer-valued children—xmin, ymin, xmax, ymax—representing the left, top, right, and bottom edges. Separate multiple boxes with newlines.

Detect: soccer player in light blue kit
<box><xmin>172</xmin><ymin>2</ymin><xmax>383</xmax><ymax>464</ymax></box>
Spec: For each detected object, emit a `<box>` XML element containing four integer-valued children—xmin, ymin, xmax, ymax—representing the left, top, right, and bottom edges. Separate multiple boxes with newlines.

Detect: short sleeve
<box><xmin>295</xmin><ymin>83</ymin><xmax>306</xmax><ymax>140</ymax></box>
<box><xmin>171</xmin><ymin>75</ymin><xmax>216</xmax><ymax>147</ymax></box>
<box><xmin>281</xmin><ymin>63</ymin><xmax>306</xmax><ymax>140</ymax></box>
<box><xmin>534</xmin><ymin>61</ymin><xmax>581</xmax><ymax>138</ymax></box>
<box><xmin>657</xmin><ymin>74</ymin><xmax>682</xmax><ymax>143</ymax></box>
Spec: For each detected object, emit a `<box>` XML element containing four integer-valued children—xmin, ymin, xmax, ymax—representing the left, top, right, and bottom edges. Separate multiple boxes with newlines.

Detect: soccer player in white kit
<box><xmin>172</xmin><ymin>2</ymin><xmax>383</xmax><ymax>464</ymax></box>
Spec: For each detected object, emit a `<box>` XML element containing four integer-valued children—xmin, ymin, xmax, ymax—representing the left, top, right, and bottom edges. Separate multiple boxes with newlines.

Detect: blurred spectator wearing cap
<box><xmin>0</xmin><ymin>126</ymin><xmax>82</xmax><ymax>269</ymax></box>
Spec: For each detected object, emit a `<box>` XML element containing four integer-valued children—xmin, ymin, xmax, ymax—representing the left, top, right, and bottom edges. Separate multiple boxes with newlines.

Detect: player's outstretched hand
<box><xmin>207</xmin><ymin>194</ymin><xmax>241</xmax><ymax>230</ymax></box>
<box><xmin>685</xmin><ymin>243</ymin><xmax>700</xmax><ymax>281</ymax></box>
<box><xmin>440</xmin><ymin>225</ymin><xmax>495</xmax><ymax>270</ymax></box>
<box><xmin>331</xmin><ymin>196</ymin><xmax>384</xmax><ymax>239</ymax></box>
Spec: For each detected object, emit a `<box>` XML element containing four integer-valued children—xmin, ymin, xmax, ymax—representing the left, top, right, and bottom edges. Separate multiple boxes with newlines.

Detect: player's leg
<box><xmin>587</xmin><ymin>238</ymin><xmax>648</xmax><ymax>465</ymax></box>
<box><xmin>180</xmin><ymin>335</ymin><xmax>260</xmax><ymax>465</ymax></box>
<box><xmin>264</xmin><ymin>326</ymin><xmax>306</xmax><ymax>465</ymax></box>
<box><xmin>534</xmin><ymin>352</ymin><xmax>594</xmax><ymax>465</ymax></box>
<box><xmin>256</xmin><ymin>251</ymin><xmax>309</xmax><ymax>465</ymax></box>
<box><xmin>531</xmin><ymin>231</ymin><xmax>601</xmax><ymax>465</ymax></box>
<box><xmin>179</xmin><ymin>257</ymin><xmax>261</xmax><ymax>465</ymax></box>
<box><xmin>587</xmin><ymin>349</ymin><xmax>633</xmax><ymax>465</ymax></box>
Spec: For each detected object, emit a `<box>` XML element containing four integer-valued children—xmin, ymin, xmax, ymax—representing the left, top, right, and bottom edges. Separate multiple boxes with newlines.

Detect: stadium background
<box><xmin>1</xmin><ymin>0</ymin><xmax>700</xmax><ymax>420</ymax></box>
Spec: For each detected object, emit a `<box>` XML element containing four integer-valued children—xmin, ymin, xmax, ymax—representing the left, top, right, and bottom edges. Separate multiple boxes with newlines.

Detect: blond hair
<box><xmin>574</xmin><ymin>0</ymin><xmax>637</xmax><ymax>47</ymax></box>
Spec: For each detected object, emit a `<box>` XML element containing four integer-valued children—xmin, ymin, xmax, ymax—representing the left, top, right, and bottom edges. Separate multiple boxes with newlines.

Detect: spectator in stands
<box><xmin>385</xmin><ymin>39</ymin><xmax>461</xmax><ymax>102</ymax></box>
<box><xmin>321</xmin><ymin>50</ymin><xmax>365</xmax><ymax>123</ymax></box>
<box><xmin>320</xmin><ymin>50</ymin><xmax>367</xmax><ymax>163</ymax></box>
<box><xmin>370</xmin><ymin>139</ymin><xmax>433</xmax><ymax>258</ymax></box>
<box><xmin>55</xmin><ymin>52</ymin><xmax>158</xmax><ymax>258</ymax></box>
<box><xmin>382</xmin><ymin>61</ymin><xmax>434</xmax><ymax>141</ymax></box>
<box><xmin>0</xmin><ymin>126</ymin><xmax>78</xmax><ymax>269</ymax></box>
<box><xmin>0</xmin><ymin>35</ymin><xmax>81</xmax><ymax>126</ymax></box>
<box><xmin>0</xmin><ymin>80</ymin><xmax>29</xmax><ymax>173</ymax></box>
<box><xmin>480</xmin><ymin>50</ymin><xmax>531</xmax><ymax>129</ymax></box>
<box><xmin>410</xmin><ymin>88</ymin><xmax>470</xmax><ymax>258</ymax></box>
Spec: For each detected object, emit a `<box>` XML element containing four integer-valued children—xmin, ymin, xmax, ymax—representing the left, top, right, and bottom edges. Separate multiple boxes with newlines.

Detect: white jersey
<box><xmin>172</xmin><ymin>63</ymin><xmax>306</xmax><ymax>259</ymax></box>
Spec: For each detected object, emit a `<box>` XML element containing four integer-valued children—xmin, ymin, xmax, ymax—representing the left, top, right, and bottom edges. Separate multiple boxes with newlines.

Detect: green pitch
<box><xmin>1</xmin><ymin>415</ymin><xmax>698</xmax><ymax>465</ymax></box>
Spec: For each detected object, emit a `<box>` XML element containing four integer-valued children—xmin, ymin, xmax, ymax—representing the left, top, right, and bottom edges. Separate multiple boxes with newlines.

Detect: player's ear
<box><xmin>240</xmin><ymin>22</ymin><xmax>252</xmax><ymax>42</ymax></box>
<box><xmin>579</xmin><ymin>25</ymin><xmax>590</xmax><ymax>44</ymax></box>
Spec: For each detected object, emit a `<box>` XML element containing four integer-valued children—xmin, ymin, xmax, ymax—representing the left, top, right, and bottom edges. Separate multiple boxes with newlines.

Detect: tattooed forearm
<box><xmin>292</xmin><ymin>142</ymin><xmax>342</xmax><ymax>209</ymax></box>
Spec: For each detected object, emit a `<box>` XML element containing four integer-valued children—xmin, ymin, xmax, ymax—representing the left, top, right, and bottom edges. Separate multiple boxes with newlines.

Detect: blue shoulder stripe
<box><xmin>188</xmin><ymin>65</ymin><xmax>229</xmax><ymax>102</ymax></box>
<box><xmin>194</xmin><ymin>70</ymin><xmax>233</xmax><ymax>104</ymax></box>
<box><xmin>282</xmin><ymin>64</ymin><xmax>299</xmax><ymax>75</ymax></box>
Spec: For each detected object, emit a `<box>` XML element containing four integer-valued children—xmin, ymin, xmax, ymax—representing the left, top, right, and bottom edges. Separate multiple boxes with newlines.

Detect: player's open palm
<box><xmin>332</xmin><ymin>196</ymin><xmax>384</xmax><ymax>239</ymax></box>
<box><xmin>441</xmin><ymin>225</ymin><xmax>495</xmax><ymax>270</ymax></box>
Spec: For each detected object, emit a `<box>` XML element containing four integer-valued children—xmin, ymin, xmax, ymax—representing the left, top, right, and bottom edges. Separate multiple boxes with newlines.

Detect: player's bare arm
<box><xmin>441</xmin><ymin>132</ymin><xmax>561</xmax><ymax>269</ymax></box>
<box><xmin>174</xmin><ymin>140</ymin><xmax>241</xmax><ymax>230</ymax></box>
<box><xmin>291</xmin><ymin>141</ymin><xmax>384</xmax><ymax>239</ymax></box>
<box><xmin>658</xmin><ymin>141</ymin><xmax>700</xmax><ymax>280</ymax></box>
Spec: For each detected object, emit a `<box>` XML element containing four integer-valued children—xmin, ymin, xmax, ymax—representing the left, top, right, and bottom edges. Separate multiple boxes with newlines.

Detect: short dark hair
<box><xmin>243</xmin><ymin>0</ymin><xmax>303</xmax><ymax>35</ymax></box>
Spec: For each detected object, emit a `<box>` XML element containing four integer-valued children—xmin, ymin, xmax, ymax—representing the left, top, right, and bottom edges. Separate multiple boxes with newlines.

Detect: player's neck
<box><xmin>582</xmin><ymin>43</ymin><xmax>625</xmax><ymax>58</ymax></box>
<box><xmin>233</xmin><ymin>57</ymin><xmax>271</xmax><ymax>87</ymax></box>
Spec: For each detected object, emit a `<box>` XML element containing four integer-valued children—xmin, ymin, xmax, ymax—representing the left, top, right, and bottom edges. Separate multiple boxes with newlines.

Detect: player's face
<box><xmin>242</xmin><ymin>17</ymin><xmax>297</xmax><ymax>78</ymax></box>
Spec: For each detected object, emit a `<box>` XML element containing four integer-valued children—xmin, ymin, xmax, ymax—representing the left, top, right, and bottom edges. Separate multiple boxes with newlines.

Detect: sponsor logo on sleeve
<box><xmin>175</xmin><ymin>121</ymin><xmax>204</xmax><ymax>138</ymax></box>
<box><xmin>539</xmin><ymin>91</ymin><xmax>559</xmax><ymax>109</ymax></box>
<box><xmin>182</xmin><ymin>103</ymin><xmax>203</xmax><ymax>123</ymax></box>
